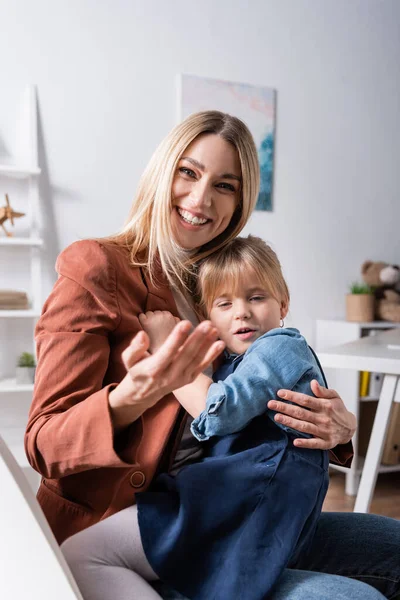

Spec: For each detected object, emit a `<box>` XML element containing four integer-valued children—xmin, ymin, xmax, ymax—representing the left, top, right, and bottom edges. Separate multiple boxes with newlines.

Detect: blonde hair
<box><xmin>105</xmin><ymin>111</ymin><xmax>260</xmax><ymax>290</ymax></box>
<box><xmin>197</xmin><ymin>235</ymin><xmax>290</xmax><ymax>315</ymax></box>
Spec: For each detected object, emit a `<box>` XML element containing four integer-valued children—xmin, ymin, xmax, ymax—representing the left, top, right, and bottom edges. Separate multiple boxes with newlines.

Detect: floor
<box><xmin>323</xmin><ymin>470</ymin><xmax>400</xmax><ymax>519</ymax></box>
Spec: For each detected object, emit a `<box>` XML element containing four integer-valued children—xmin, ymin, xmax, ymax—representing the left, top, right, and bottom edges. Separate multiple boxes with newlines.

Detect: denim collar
<box><xmin>223</xmin><ymin>349</ymin><xmax>244</xmax><ymax>364</ymax></box>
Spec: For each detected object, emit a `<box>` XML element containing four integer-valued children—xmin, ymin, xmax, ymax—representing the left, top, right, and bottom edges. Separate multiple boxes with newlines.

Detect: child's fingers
<box><xmin>138</xmin><ymin>313</ymin><xmax>149</xmax><ymax>326</ymax></box>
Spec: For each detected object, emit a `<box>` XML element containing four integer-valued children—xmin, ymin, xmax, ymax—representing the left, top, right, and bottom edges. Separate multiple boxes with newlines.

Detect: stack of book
<box><xmin>359</xmin><ymin>371</ymin><xmax>384</xmax><ymax>398</ymax></box>
<box><xmin>0</xmin><ymin>290</ymin><xmax>29</xmax><ymax>310</ymax></box>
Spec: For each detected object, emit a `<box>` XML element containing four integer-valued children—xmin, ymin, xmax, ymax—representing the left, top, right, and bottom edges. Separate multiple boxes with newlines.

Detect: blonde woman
<box><xmin>25</xmin><ymin>111</ymin><xmax>398</xmax><ymax>600</ymax></box>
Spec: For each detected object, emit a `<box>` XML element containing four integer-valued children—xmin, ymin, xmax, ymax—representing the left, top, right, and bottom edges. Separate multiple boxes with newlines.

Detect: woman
<box><xmin>25</xmin><ymin>111</ymin><xmax>399</xmax><ymax>600</ymax></box>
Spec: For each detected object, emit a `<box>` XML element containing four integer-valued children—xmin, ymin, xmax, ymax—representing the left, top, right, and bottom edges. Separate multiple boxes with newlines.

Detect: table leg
<box><xmin>354</xmin><ymin>374</ymin><xmax>398</xmax><ymax>513</ymax></box>
<box><xmin>345</xmin><ymin>469</ymin><xmax>361</xmax><ymax>496</ymax></box>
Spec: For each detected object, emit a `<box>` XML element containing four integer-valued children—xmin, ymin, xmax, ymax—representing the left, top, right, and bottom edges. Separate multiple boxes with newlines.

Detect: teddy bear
<box><xmin>361</xmin><ymin>261</ymin><xmax>400</xmax><ymax>322</ymax></box>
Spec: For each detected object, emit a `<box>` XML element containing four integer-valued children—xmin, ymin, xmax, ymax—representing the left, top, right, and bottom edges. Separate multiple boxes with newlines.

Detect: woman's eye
<box><xmin>216</xmin><ymin>182</ymin><xmax>236</xmax><ymax>192</ymax></box>
<box><xmin>179</xmin><ymin>167</ymin><xmax>196</xmax><ymax>178</ymax></box>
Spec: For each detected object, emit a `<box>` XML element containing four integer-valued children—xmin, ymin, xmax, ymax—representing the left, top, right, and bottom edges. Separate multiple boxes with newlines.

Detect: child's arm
<box><xmin>173</xmin><ymin>373</ymin><xmax>212</xmax><ymax>418</ymax></box>
<box><xmin>191</xmin><ymin>332</ymin><xmax>325</xmax><ymax>441</ymax></box>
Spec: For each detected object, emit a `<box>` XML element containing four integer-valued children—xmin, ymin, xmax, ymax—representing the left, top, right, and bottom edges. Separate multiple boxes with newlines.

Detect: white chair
<box><xmin>0</xmin><ymin>435</ymin><xmax>83</xmax><ymax>599</ymax></box>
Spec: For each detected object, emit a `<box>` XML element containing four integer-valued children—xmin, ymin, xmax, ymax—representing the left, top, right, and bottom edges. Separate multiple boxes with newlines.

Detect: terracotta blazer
<box><xmin>25</xmin><ymin>240</ymin><xmax>353</xmax><ymax>544</ymax></box>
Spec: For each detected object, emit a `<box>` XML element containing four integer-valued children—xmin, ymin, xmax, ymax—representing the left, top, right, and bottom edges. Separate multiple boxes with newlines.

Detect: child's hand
<box><xmin>138</xmin><ymin>311</ymin><xmax>182</xmax><ymax>354</ymax></box>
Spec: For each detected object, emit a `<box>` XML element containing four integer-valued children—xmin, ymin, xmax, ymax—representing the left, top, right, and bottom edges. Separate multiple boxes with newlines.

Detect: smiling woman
<box><xmin>23</xmin><ymin>110</ymin><xmax>397</xmax><ymax>600</ymax></box>
<box><xmin>113</xmin><ymin>111</ymin><xmax>259</xmax><ymax>290</ymax></box>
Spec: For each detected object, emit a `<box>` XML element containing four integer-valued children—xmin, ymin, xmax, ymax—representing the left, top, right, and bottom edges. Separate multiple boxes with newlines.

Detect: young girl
<box><xmin>136</xmin><ymin>235</ymin><xmax>330</xmax><ymax>600</ymax></box>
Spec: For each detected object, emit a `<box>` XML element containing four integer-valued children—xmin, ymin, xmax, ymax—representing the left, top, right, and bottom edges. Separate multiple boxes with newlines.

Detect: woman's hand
<box><xmin>267</xmin><ymin>380</ymin><xmax>357</xmax><ymax>450</ymax></box>
<box><xmin>109</xmin><ymin>320</ymin><xmax>224</xmax><ymax>430</ymax></box>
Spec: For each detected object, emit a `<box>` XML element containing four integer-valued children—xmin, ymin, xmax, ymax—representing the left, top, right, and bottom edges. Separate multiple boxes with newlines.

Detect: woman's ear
<box><xmin>280</xmin><ymin>302</ymin><xmax>289</xmax><ymax>319</ymax></box>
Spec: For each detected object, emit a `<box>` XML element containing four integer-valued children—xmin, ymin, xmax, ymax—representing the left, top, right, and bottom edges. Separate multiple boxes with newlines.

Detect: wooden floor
<box><xmin>323</xmin><ymin>470</ymin><xmax>400</xmax><ymax>519</ymax></box>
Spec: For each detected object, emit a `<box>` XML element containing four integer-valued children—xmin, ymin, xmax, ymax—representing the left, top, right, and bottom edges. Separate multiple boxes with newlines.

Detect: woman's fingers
<box><xmin>292</xmin><ymin>436</ymin><xmax>332</xmax><ymax>450</ymax></box>
<box><xmin>171</xmin><ymin>322</ymin><xmax>219</xmax><ymax>377</ymax></box>
<box><xmin>273</xmin><ymin>410</ymin><xmax>330</xmax><ymax>434</ymax></box>
<box><xmin>174</xmin><ymin>321</ymin><xmax>214</xmax><ymax>358</ymax></box>
<box><xmin>147</xmin><ymin>320</ymin><xmax>217</xmax><ymax>377</ymax></box>
<box><xmin>122</xmin><ymin>331</ymin><xmax>150</xmax><ymax>370</ymax></box>
<box><xmin>267</xmin><ymin>399</ymin><xmax>328</xmax><ymax>423</ymax></box>
<box><xmin>201</xmin><ymin>339</ymin><xmax>225</xmax><ymax>368</ymax></box>
<box><xmin>310</xmin><ymin>379</ymin><xmax>338</xmax><ymax>399</ymax></box>
<box><xmin>196</xmin><ymin>340</ymin><xmax>225</xmax><ymax>374</ymax></box>
<box><xmin>147</xmin><ymin>320</ymin><xmax>193</xmax><ymax>371</ymax></box>
<box><xmin>273</xmin><ymin>389</ymin><xmax>330</xmax><ymax>411</ymax></box>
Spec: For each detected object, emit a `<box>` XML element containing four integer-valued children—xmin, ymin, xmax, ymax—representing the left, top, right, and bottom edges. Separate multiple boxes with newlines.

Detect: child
<box><xmin>136</xmin><ymin>235</ymin><xmax>330</xmax><ymax>600</ymax></box>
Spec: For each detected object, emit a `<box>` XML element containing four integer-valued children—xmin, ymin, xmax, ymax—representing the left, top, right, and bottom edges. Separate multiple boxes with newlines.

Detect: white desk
<box><xmin>319</xmin><ymin>328</ymin><xmax>400</xmax><ymax>513</ymax></box>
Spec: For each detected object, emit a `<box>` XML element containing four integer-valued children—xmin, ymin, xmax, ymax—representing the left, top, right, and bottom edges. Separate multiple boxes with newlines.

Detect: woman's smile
<box><xmin>175</xmin><ymin>206</ymin><xmax>212</xmax><ymax>228</ymax></box>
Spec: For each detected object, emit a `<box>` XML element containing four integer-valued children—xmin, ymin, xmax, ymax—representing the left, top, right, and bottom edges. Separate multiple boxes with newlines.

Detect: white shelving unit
<box><xmin>0</xmin><ymin>237</ymin><xmax>43</xmax><ymax>246</ymax></box>
<box><xmin>316</xmin><ymin>318</ymin><xmax>400</xmax><ymax>495</ymax></box>
<box><xmin>0</xmin><ymin>85</ymin><xmax>43</xmax><ymax>489</ymax></box>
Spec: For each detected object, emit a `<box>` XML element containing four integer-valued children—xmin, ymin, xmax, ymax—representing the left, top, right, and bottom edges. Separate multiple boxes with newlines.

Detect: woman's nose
<box><xmin>189</xmin><ymin>181</ymin><xmax>212</xmax><ymax>208</ymax></box>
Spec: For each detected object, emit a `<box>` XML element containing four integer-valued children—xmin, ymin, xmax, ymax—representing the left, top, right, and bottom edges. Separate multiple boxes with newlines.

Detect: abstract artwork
<box><xmin>178</xmin><ymin>74</ymin><xmax>276</xmax><ymax>211</ymax></box>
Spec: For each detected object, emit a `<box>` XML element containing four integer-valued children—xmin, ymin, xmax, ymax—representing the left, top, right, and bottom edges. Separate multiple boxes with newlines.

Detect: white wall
<box><xmin>1</xmin><ymin>0</ymin><xmax>400</xmax><ymax>345</ymax></box>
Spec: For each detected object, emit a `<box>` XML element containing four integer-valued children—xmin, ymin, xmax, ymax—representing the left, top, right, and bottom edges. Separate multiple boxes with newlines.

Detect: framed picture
<box><xmin>178</xmin><ymin>74</ymin><xmax>276</xmax><ymax>211</ymax></box>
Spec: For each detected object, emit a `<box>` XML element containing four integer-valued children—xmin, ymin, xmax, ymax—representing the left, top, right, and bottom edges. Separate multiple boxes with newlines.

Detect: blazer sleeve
<box><xmin>328</xmin><ymin>442</ymin><xmax>353</xmax><ymax>467</ymax></box>
<box><xmin>25</xmin><ymin>240</ymin><xmax>141</xmax><ymax>479</ymax></box>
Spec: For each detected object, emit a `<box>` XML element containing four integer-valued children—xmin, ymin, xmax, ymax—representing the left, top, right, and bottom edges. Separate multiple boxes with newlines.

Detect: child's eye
<box><xmin>217</xmin><ymin>301</ymin><xmax>231</xmax><ymax>308</ymax></box>
<box><xmin>179</xmin><ymin>167</ymin><xmax>196</xmax><ymax>178</ymax></box>
<box><xmin>250</xmin><ymin>295</ymin><xmax>265</xmax><ymax>302</ymax></box>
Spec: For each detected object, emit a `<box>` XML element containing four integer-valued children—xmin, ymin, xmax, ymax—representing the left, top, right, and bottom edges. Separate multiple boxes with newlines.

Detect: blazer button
<box><xmin>130</xmin><ymin>471</ymin><xmax>146</xmax><ymax>488</ymax></box>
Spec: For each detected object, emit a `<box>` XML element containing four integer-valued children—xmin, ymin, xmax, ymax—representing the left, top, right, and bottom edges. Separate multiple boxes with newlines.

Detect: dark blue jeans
<box><xmin>153</xmin><ymin>512</ymin><xmax>400</xmax><ymax>599</ymax></box>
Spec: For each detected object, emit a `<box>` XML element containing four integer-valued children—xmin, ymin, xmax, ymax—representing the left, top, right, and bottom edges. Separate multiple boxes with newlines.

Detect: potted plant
<box><xmin>16</xmin><ymin>351</ymin><xmax>36</xmax><ymax>385</ymax></box>
<box><xmin>346</xmin><ymin>282</ymin><xmax>375</xmax><ymax>322</ymax></box>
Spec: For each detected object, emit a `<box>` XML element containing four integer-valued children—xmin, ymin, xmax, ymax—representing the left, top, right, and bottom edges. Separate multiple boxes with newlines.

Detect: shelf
<box><xmin>359</xmin><ymin>322</ymin><xmax>400</xmax><ymax>329</ymax></box>
<box><xmin>0</xmin><ymin>378</ymin><xmax>34</xmax><ymax>393</ymax></box>
<box><xmin>0</xmin><ymin>237</ymin><xmax>43</xmax><ymax>247</ymax></box>
<box><xmin>330</xmin><ymin>458</ymin><xmax>400</xmax><ymax>476</ymax></box>
<box><xmin>318</xmin><ymin>319</ymin><xmax>400</xmax><ymax>329</ymax></box>
<box><xmin>0</xmin><ymin>309</ymin><xmax>40</xmax><ymax>318</ymax></box>
<box><xmin>360</xmin><ymin>395</ymin><xmax>379</xmax><ymax>402</ymax></box>
<box><xmin>0</xmin><ymin>164</ymin><xmax>41</xmax><ymax>178</ymax></box>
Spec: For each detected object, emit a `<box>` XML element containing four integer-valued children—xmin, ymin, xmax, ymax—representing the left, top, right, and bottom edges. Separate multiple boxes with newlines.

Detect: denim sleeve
<box><xmin>191</xmin><ymin>335</ymin><xmax>320</xmax><ymax>441</ymax></box>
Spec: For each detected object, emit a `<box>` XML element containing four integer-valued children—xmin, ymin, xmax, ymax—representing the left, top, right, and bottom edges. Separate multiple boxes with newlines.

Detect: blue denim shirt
<box><xmin>191</xmin><ymin>327</ymin><xmax>326</xmax><ymax>441</ymax></box>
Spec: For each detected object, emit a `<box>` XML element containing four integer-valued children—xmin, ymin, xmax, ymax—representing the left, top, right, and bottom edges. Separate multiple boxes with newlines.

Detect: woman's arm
<box><xmin>25</xmin><ymin>242</ymin><xmax>223</xmax><ymax>479</ymax></box>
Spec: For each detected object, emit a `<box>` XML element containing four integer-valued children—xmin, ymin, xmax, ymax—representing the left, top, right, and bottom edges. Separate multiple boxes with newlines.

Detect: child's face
<box><xmin>208</xmin><ymin>270</ymin><xmax>287</xmax><ymax>355</ymax></box>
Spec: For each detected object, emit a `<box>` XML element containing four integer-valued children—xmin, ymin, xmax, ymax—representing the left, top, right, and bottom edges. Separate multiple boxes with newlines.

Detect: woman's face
<box><xmin>171</xmin><ymin>134</ymin><xmax>242</xmax><ymax>250</ymax></box>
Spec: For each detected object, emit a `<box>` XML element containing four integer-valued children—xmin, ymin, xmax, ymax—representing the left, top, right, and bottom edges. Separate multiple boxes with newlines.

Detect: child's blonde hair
<box><xmin>105</xmin><ymin>110</ymin><xmax>260</xmax><ymax>291</ymax></box>
<box><xmin>197</xmin><ymin>235</ymin><xmax>290</xmax><ymax>314</ymax></box>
